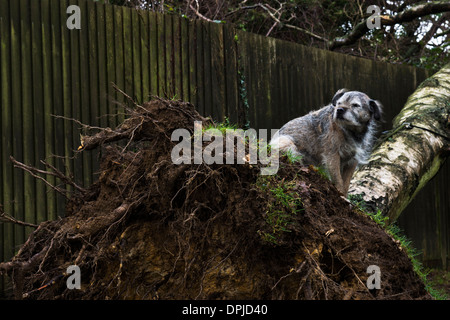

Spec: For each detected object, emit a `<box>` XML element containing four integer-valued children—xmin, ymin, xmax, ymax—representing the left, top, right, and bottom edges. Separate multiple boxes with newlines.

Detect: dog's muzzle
<box><xmin>336</xmin><ymin>107</ymin><xmax>345</xmax><ymax>119</ymax></box>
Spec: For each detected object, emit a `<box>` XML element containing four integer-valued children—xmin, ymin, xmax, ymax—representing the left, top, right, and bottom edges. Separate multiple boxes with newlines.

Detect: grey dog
<box><xmin>270</xmin><ymin>89</ymin><xmax>382</xmax><ymax>195</ymax></box>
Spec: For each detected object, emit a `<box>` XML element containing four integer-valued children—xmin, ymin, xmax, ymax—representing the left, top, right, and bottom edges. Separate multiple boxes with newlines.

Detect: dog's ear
<box><xmin>332</xmin><ymin>88</ymin><xmax>348</xmax><ymax>106</ymax></box>
<box><xmin>369</xmin><ymin>100</ymin><xmax>382</xmax><ymax>120</ymax></box>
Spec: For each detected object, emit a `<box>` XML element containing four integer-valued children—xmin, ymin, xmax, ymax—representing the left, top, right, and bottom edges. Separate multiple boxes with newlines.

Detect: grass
<box><xmin>256</xmin><ymin>177</ymin><xmax>304</xmax><ymax>245</ymax></box>
<box><xmin>348</xmin><ymin>194</ymin><xmax>448</xmax><ymax>300</ymax></box>
<box><xmin>203</xmin><ymin>117</ymin><xmax>239</xmax><ymax>134</ymax></box>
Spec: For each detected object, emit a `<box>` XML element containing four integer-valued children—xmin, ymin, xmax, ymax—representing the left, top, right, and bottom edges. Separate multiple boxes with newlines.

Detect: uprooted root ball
<box><xmin>0</xmin><ymin>98</ymin><xmax>431</xmax><ymax>300</ymax></box>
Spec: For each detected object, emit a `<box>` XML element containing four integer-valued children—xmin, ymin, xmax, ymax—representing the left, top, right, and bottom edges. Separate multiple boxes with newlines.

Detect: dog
<box><xmin>269</xmin><ymin>89</ymin><xmax>382</xmax><ymax>195</ymax></box>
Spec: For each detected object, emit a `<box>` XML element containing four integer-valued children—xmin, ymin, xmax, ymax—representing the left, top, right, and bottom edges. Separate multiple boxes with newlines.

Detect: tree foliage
<box><xmin>101</xmin><ymin>0</ymin><xmax>450</xmax><ymax>72</ymax></box>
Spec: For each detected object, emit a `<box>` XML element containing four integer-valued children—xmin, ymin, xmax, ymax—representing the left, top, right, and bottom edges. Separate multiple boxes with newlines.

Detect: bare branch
<box><xmin>9</xmin><ymin>156</ymin><xmax>87</xmax><ymax>199</ymax></box>
<box><xmin>329</xmin><ymin>1</ymin><xmax>450</xmax><ymax>50</ymax></box>
<box><xmin>0</xmin><ymin>205</ymin><xmax>38</xmax><ymax>228</ymax></box>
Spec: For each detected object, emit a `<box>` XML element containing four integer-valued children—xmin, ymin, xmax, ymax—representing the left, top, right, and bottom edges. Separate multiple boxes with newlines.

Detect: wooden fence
<box><xmin>0</xmin><ymin>0</ymin><xmax>448</xmax><ymax>296</ymax></box>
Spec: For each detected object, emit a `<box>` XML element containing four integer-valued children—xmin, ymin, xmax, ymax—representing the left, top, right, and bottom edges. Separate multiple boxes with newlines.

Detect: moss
<box><xmin>418</xmin><ymin>77</ymin><xmax>440</xmax><ymax>89</ymax></box>
<box><xmin>256</xmin><ymin>176</ymin><xmax>304</xmax><ymax>246</ymax></box>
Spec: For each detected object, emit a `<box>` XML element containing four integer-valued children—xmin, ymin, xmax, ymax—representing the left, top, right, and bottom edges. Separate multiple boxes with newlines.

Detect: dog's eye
<box><xmin>352</xmin><ymin>103</ymin><xmax>360</xmax><ymax>108</ymax></box>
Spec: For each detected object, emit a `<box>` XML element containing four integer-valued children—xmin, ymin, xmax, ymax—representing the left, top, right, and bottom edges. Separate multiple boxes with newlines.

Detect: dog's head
<box><xmin>331</xmin><ymin>89</ymin><xmax>382</xmax><ymax>131</ymax></box>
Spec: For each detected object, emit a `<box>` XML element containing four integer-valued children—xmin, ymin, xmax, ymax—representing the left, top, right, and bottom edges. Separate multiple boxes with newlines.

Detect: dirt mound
<box><xmin>0</xmin><ymin>98</ymin><xmax>431</xmax><ymax>300</ymax></box>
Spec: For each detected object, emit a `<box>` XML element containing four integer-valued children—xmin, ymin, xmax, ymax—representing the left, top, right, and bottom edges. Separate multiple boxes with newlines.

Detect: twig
<box><xmin>0</xmin><ymin>205</ymin><xmax>38</xmax><ymax>228</ymax></box>
<box><xmin>10</xmin><ymin>157</ymin><xmax>69</xmax><ymax>199</ymax></box>
<box><xmin>189</xmin><ymin>1</ymin><xmax>214</xmax><ymax>23</ymax></box>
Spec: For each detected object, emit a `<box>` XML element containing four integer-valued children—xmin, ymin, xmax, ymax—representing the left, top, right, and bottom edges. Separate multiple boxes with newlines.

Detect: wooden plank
<box><xmin>209</xmin><ymin>22</ymin><xmax>226</xmax><ymax>122</ymax></box>
<box><xmin>202</xmin><ymin>22</ymin><xmax>213</xmax><ymax>119</ymax></box>
<box><xmin>30</xmin><ymin>0</ymin><xmax>47</xmax><ymax>226</ymax></box>
<box><xmin>0</xmin><ymin>0</ymin><xmax>3</xmax><ymax>290</ymax></box>
<box><xmin>148</xmin><ymin>11</ymin><xmax>158</xmax><ymax>97</ymax></box>
<box><xmin>11</xmin><ymin>0</ymin><xmax>24</xmax><ymax>245</ymax></box>
<box><xmin>122</xmin><ymin>6</ymin><xmax>133</xmax><ymax>104</ymax></box>
<box><xmin>195</xmin><ymin>20</ymin><xmax>204</xmax><ymax>116</ymax></box>
<box><xmin>240</xmin><ymin>32</ymin><xmax>256</xmax><ymax>128</ymax></box>
<box><xmin>157</xmin><ymin>13</ymin><xmax>166</xmax><ymax>97</ymax></box>
<box><xmin>68</xmin><ymin>0</ymin><xmax>83</xmax><ymax>189</ymax></box>
<box><xmin>105</xmin><ymin>2</ymin><xmax>116</xmax><ymax>124</ymax></box>
<box><xmin>188</xmin><ymin>18</ymin><xmax>197</xmax><ymax>107</ymax></box>
<box><xmin>131</xmin><ymin>7</ymin><xmax>141</xmax><ymax>102</ymax></box>
<box><xmin>78</xmin><ymin>0</ymin><xmax>93</xmax><ymax>188</ymax></box>
<box><xmin>139</xmin><ymin>9</ymin><xmax>150</xmax><ymax>102</ymax></box>
<box><xmin>88</xmin><ymin>0</ymin><xmax>99</xmax><ymax>126</ymax></box>
<box><xmin>40</xmin><ymin>0</ymin><xmax>57</xmax><ymax>221</ymax></box>
<box><xmin>60</xmin><ymin>0</ymin><xmax>74</xmax><ymax>193</ymax></box>
<box><xmin>180</xmin><ymin>16</ymin><xmax>190</xmax><ymax>102</ymax></box>
<box><xmin>96</xmin><ymin>1</ymin><xmax>108</xmax><ymax>127</ymax></box>
<box><xmin>0</xmin><ymin>0</ymin><xmax>15</xmax><ymax>262</ymax></box>
<box><xmin>164</xmin><ymin>14</ymin><xmax>173</xmax><ymax>98</ymax></box>
<box><xmin>113</xmin><ymin>4</ymin><xmax>125</xmax><ymax>124</ymax></box>
<box><xmin>223</xmin><ymin>24</ymin><xmax>239</xmax><ymax>125</ymax></box>
<box><xmin>173</xmin><ymin>15</ymin><xmax>182</xmax><ymax>100</ymax></box>
<box><xmin>50</xmin><ymin>0</ymin><xmax>66</xmax><ymax>217</ymax></box>
<box><xmin>87</xmin><ymin>0</ymin><xmax>100</xmax><ymax>177</ymax></box>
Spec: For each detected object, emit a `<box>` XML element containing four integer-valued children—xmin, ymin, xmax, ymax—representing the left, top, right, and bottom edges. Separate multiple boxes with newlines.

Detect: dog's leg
<box><xmin>341</xmin><ymin>160</ymin><xmax>358</xmax><ymax>195</ymax></box>
<box><xmin>325</xmin><ymin>154</ymin><xmax>345</xmax><ymax>194</ymax></box>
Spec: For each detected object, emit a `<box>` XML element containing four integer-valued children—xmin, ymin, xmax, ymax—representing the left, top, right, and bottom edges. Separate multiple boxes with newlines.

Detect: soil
<box><xmin>0</xmin><ymin>98</ymin><xmax>432</xmax><ymax>300</ymax></box>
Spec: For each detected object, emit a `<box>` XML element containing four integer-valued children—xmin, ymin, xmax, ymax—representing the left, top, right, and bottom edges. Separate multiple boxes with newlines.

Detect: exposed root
<box><xmin>0</xmin><ymin>97</ymin><xmax>431</xmax><ymax>300</ymax></box>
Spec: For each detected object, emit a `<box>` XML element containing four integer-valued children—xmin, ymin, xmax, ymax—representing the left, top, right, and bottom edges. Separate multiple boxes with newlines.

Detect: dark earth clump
<box><xmin>0</xmin><ymin>97</ymin><xmax>431</xmax><ymax>300</ymax></box>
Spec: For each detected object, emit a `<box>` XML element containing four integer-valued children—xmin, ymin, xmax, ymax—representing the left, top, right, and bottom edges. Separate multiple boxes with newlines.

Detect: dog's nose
<box><xmin>336</xmin><ymin>107</ymin><xmax>345</xmax><ymax>117</ymax></box>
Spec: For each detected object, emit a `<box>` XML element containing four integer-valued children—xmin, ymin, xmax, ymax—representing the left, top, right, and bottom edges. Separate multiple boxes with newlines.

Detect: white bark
<box><xmin>348</xmin><ymin>63</ymin><xmax>450</xmax><ymax>222</ymax></box>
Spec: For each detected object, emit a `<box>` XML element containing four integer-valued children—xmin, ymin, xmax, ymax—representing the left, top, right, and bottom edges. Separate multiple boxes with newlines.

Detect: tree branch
<box><xmin>329</xmin><ymin>1</ymin><xmax>450</xmax><ymax>50</ymax></box>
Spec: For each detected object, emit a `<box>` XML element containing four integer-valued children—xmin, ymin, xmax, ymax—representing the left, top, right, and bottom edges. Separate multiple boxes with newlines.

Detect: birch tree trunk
<box><xmin>348</xmin><ymin>63</ymin><xmax>450</xmax><ymax>223</ymax></box>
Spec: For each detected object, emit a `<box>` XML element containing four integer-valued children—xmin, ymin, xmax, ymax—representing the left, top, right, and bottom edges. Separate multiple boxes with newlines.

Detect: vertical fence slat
<box><xmin>131</xmin><ymin>8</ymin><xmax>141</xmax><ymax>102</ymax></box>
<box><xmin>11</xmin><ymin>0</ymin><xmax>24</xmax><ymax>247</ymax></box>
<box><xmin>50</xmin><ymin>0</ymin><xmax>65</xmax><ymax>217</ymax></box>
<box><xmin>164</xmin><ymin>14</ymin><xmax>173</xmax><ymax>98</ymax></box>
<box><xmin>223</xmin><ymin>25</ymin><xmax>238</xmax><ymax>126</ymax></box>
<box><xmin>140</xmin><ymin>10</ymin><xmax>149</xmax><ymax>102</ymax></box>
<box><xmin>188</xmin><ymin>19</ymin><xmax>197</xmax><ymax>107</ymax></box>
<box><xmin>113</xmin><ymin>4</ymin><xmax>124</xmax><ymax>124</ymax></box>
<box><xmin>105</xmin><ymin>2</ymin><xmax>115</xmax><ymax>125</ymax></box>
<box><xmin>122</xmin><ymin>7</ymin><xmax>133</xmax><ymax>103</ymax></box>
<box><xmin>0</xmin><ymin>0</ymin><xmax>13</xmax><ymax>295</ymax></box>
<box><xmin>69</xmin><ymin>0</ymin><xmax>82</xmax><ymax>188</ymax></box>
<box><xmin>60</xmin><ymin>0</ymin><xmax>74</xmax><ymax>196</ymax></box>
<box><xmin>195</xmin><ymin>20</ymin><xmax>204</xmax><ymax>116</ymax></box>
<box><xmin>21</xmin><ymin>0</ymin><xmax>35</xmax><ymax>230</ymax></box>
<box><xmin>202</xmin><ymin>22</ymin><xmax>212</xmax><ymax>119</ymax></box>
<box><xmin>148</xmin><ymin>11</ymin><xmax>158</xmax><ymax>97</ymax></box>
<box><xmin>88</xmin><ymin>0</ymin><xmax>100</xmax><ymax>177</ymax></box>
<box><xmin>30</xmin><ymin>0</ymin><xmax>46</xmax><ymax>226</ymax></box>
<box><xmin>180</xmin><ymin>16</ymin><xmax>189</xmax><ymax>102</ymax></box>
<box><xmin>78</xmin><ymin>0</ymin><xmax>93</xmax><ymax>188</ymax></box>
<box><xmin>96</xmin><ymin>1</ymin><xmax>108</xmax><ymax>128</ymax></box>
<box><xmin>210</xmin><ymin>23</ymin><xmax>225</xmax><ymax>122</ymax></box>
<box><xmin>41</xmin><ymin>0</ymin><xmax>56</xmax><ymax>221</ymax></box>
<box><xmin>173</xmin><ymin>15</ymin><xmax>182</xmax><ymax>100</ymax></box>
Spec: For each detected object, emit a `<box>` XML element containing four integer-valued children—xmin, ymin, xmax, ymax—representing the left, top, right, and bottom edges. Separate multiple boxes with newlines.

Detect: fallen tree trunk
<box><xmin>348</xmin><ymin>62</ymin><xmax>450</xmax><ymax>223</ymax></box>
